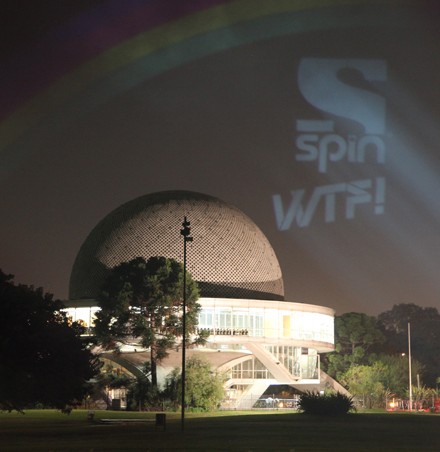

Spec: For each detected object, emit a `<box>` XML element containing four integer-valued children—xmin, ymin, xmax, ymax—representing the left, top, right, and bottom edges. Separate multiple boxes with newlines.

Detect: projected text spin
<box><xmin>273</xmin><ymin>58</ymin><xmax>387</xmax><ymax>230</ymax></box>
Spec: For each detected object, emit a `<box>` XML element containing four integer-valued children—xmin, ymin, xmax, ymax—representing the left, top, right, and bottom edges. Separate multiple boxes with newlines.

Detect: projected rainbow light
<box><xmin>0</xmin><ymin>0</ymin><xmax>427</xmax><ymax>158</ymax></box>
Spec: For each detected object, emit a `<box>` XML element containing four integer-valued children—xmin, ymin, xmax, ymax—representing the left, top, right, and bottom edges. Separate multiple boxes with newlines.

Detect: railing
<box><xmin>197</xmin><ymin>327</ymin><xmax>249</xmax><ymax>336</ymax></box>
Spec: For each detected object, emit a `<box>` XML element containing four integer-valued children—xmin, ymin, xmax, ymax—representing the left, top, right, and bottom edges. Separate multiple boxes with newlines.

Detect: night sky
<box><xmin>2</xmin><ymin>0</ymin><xmax>440</xmax><ymax>315</ymax></box>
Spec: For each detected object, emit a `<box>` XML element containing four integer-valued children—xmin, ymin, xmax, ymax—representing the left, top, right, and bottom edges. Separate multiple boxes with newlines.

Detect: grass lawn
<box><xmin>0</xmin><ymin>409</ymin><xmax>439</xmax><ymax>451</ymax></box>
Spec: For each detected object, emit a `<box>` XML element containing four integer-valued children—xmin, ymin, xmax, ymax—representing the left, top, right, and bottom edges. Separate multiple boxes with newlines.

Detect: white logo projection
<box><xmin>273</xmin><ymin>58</ymin><xmax>387</xmax><ymax>230</ymax></box>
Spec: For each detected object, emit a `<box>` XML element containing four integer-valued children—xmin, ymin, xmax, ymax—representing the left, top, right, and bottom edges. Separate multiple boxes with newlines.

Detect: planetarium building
<box><xmin>66</xmin><ymin>191</ymin><xmax>338</xmax><ymax>409</ymax></box>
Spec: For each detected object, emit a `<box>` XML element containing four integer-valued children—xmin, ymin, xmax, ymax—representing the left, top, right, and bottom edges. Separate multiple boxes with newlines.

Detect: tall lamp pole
<box><xmin>408</xmin><ymin>321</ymin><xmax>413</xmax><ymax>412</ymax></box>
<box><xmin>180</xmin><ymin>217</ymin><xmax>192</xmax><ymax>431</ymax></box>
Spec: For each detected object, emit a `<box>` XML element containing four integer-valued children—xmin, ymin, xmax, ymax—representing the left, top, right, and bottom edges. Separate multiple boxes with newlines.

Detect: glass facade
<box><xmin>198</xmin><ymin>307</ymin><xmax>264</xmax><ymax>336</ymax></box>
<box><xmin>225</xmin><ymin>348</ymin><xmax>319</xmax><ymax>381</ymax></box>
<box><xmin>66</xmin><ymin>299</ymin><xmax>334</xmax><ymax>348</ymax></box>
<box><xmin>195</xmin><ymin>299</ymin><xmax>332</xmax><ymax>384</ymax></box>
<box><xmin>65</xmin><ymin>306</ymin><xmax>99</xmax><ymax>335</ymax></box>
<box><xmin>197</xmin><ymin>301</ymin><xmax>334</xmax><ymax>345</ymax></box>
<box><xmin>265</xmin><ymin>345</ymin><xmax>319</xmax><ymax>380</ymax></box>
<box><xmin>229</xmin><ymin>357</ymin><xmax>273</xmax><ymax>380</ymax></box>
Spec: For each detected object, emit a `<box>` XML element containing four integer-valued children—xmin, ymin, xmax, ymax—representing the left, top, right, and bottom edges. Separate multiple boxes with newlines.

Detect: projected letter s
<box><xmin>298</xmin><ymin>58</ymin><xmax>387</xmax><ymax>134</ymax></box>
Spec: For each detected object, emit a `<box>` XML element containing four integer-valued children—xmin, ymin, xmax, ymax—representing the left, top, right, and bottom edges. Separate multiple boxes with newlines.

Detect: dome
<box><xmin>69</xmin><ymin>190</ymin><xmax>284</xmax><ymax>301</ymax></box>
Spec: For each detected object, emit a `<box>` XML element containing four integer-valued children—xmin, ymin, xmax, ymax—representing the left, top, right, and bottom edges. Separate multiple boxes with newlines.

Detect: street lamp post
<box><xmin>408</xmin><ymin>321</ymin><xmax>413</xmax><ymax>412</ymax></box>
<box><xmin>180</xmin><ymin>217</ymin><xmax>192</xmax><ymax>432</ymax></box>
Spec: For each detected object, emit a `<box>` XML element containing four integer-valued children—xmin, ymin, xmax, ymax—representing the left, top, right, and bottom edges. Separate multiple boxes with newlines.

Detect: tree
<box><xmin>94</xmin><ymin>256</ymin><xmax>203</xmax><ymax>387</ymax></box>
<box><xmin>323</xmin><ymin>312</ymin><xmax>385</xmax><ymax>380</ymax></box>
<box><xmin>340</xmin><ymin>363</ymin><xmax>385</xmax><ymax>409</ymax></box>
<box><xmin>335</xmin><ymin>312</ymin><xmax>385</xmax><ymax>356</ymax></box>
<box><xmin>126</xmin><ymin>362</ymin><xmax>159</xmax><ymax>411</ymax></box>
<box><xmin>378</xmin><ymin>303</ymin><xmax>440</xmax><ymax>386</ymax></box>
<box><xmin>128</xmin><ymin>374</ymin><xmax>157</xmax><ymax>411</ymax></box>
<box><xmin>378</xmin><ymin>303</ymin><xmax>440</xmax><ymax>335</ymax></box>
<box><xmin>0</xmin><ymin>270</ymin><xmax>98</xmax><ymax>411</ymax></box>
<box><xmin>340</xmin><ymin>354</ymin><xmax>426</xmax><ymax>409</ymax></box>
<box><xmin>375</xmin><ymin>354</ymin><xmax>424</xmax><ymax>399</ymax></box>
<box><xmin>163</xmin><ymin>357</ymin><xmax>225</xmax><ymax>411</ymax></box>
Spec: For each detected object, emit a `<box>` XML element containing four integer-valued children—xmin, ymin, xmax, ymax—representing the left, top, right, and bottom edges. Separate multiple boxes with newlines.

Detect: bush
<box><xmin>298</xmin><ymin>391</ymin><xmax>355</xmax><ymax>416</ymax></box>
<box><xmin>162</xmin><ymin>357</ymin><xmax>225</xmax><ymax>411</ymax></box>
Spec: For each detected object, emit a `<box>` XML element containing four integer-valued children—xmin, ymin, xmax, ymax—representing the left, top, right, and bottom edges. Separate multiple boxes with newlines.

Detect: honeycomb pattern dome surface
<box><xmin>69</xmin><ymin>191</ymin><xmax>284</xmax><ymax>301</ymax></box>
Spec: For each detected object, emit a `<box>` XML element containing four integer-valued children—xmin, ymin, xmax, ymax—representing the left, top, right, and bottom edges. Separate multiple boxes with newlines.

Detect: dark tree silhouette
<box><xmin>323</xmin><ymin>312</ymin><xmax>385</xmax><ymax>380</ymax></box>
<box><xmin>0</xmin><ymin>270</ymin><xmax>98</xmax><ymax>412</ymax></box>
<box><xmin>378</xmin><ymin>303</ymin><xmax>440</xmax><ymax>386</ymax></box>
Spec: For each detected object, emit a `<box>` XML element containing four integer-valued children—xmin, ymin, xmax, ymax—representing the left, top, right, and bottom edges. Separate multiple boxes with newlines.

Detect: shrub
<box><xmin>298</xmin><ymin>391</ymin><xmax>355</xmax><ymax>416</ymax></box>
<box><xmin>163</xmin><ymin>357</ymin><xmax>225</xmax><ymax>411</ymax></box>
